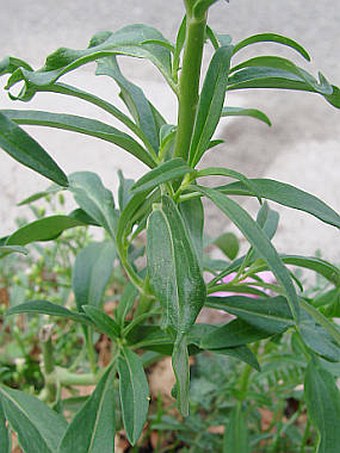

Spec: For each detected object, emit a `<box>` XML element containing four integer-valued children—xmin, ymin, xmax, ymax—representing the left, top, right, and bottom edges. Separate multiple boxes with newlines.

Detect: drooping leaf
<box><xmin>223</xmin><ymin>404</ymin><xmax>250</xmax><ymax>453</ymax></box>
<box><xmin>2</xmin><ymin>109</ymin><xmax>156</xmax><ymax>169</ymax></box>
<box><xmin>0</xmin><ymin>386</ymin><xmax>67</xmax><ymax>453</ymax></box>
<box><xmin>72</xmin><ymin>242</ymin><xmax>116</xmax><ymax>311</ymax></box>
<box><xmin>17</xmin><ymin>184</ymin><xmax>62</xmax><ymax>206</ymax></box>
<box><xmin>147</xmin><ymin>195</ymin><xmax>206</xmax><ymax>333</ymax></box>
<box><xmin>131</xmin><ymin>158</ymin><xmax>194</xmax><ymax>195</ymax></box>
<box><xmin>58</xmin><ymin>366</ymin><xmax>116</xmax><ymax>453</ymax></box>
<box><xmin>69</xmin><ymin>172</ymin><xmax>118</xmax><ymax>238</ymax></box>
<box><xmin>189</xmin><ymin>45</ymin><xmax>234</xmax><ymax>167</ymax></box>
<box><xmin>221</xmin><ymin>106</ymin><xmax>271</xmax><ymax>126</ymax></box>
<box><xmin>194</xmin><ymin>186</ymin><xmax>299</xmax><ymax>320</ymax></box>
<box><xmin>304</xmin><ymin>358</ymin><xmax>340</xmax><ymax>453</ymax></box>
<box><xmin>299</xmin><ymin>310</ymin><xmax>340</xmax><ymax>362</ymax></box>
<box><xmin>96</xmin><ymin>56</ymin><xmax>162</xmax><ymax>152</ymax></box>
<box><xmin>5</xmin><ymin>215</ymin><xmax>85</xmax><ymax>246</ymax></box>
<box><xmin>0</xmin><ymin>401</ymin><xmax>10</xmax><ymax>453</ymax></box>
<box><xmin>0</xmin><ymin>245</ymin><xmax>28</xmax><ymax>258</ymax></box>
<box><xmin>118</xmin><ymin>348</ymin><xmax>149</xmax><ymax>445</ymax></box>
<box><xmin>233</xmin><ymin>33</ymin><xmax>311</xmax><ymax>61</ymax></box>
<box><xmin>206</xmin><ymin>295</ymin><xmax>295</xmax><ymax>332</ymax></box>
<box><xmin>218</xmin><ymin>178</ymin><xmax>340</xmax><ymax>229</ymax></box>
<box><xmin>6</xmin><ymin>300</ymin><xmax>89</xmax><ymax>324</ymax></box>
<box><xmin>201</xmin><ymin>318</ymin><xmax>285</xmax><ymax>349</ymax></box>
<box><xmin>82</xmin><ymin>305</ymin><xmax>120</xmax><ymax>339</ymax></box>
<box><xmin>0</xmin><ymin>112</ymin><xmax>68</xmax><ymax>186</ymax></box>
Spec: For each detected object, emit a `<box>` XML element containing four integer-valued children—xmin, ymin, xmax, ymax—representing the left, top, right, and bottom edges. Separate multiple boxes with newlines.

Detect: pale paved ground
<box><xmin>0</xmin><ymin>0</ymin><xmax>339</xmax><ymax>262</ymax></box>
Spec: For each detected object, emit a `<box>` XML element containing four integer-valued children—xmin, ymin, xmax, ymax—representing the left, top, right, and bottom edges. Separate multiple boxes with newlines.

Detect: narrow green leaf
<box><xmin>189</xmin><ymin>45</ymin><xmax>234</xmax><ymax>167</ymax></box>
<box><xmin>115</xmin><ymin>283</ymin><xmax>138</xmax><ymax>327</ymax></box>
<box><xmin>195</xmin><ymin>186</ymin><xmax>299</xmax><ymax>320</ymax></box>
<box><xmin>301</xmin><ymin>299</ymin><xmax>340</xmax><ymax>345</ymax></box>
<box><xmin>2</xmin><ymin>109</ymin><xmax>156</xmax><ymax>168</ymax></box>
<box><xmin>6</xmin><ymin>300</ymin><xmax>89</xmax><ymax>324</ymax></box>
<box><xmin>118</xmin><ymin>348</ymin><xmax>149</xmax><ymax>445</ymax></box>
<box><xmin>0</xmin><ymin>245</ymin><xmax>28</xmax><ymax>257</ymax></box>
<box><xmin>305</xmin><ymin>358</ymin><xmax>340</xmax><ymax>453</ymax></box>
<box><xmin>147</xmin><ymin>195</ymin><xmax>206</xmax><ymax>333</ymax></box>
<box><xmin>6</xmin><ymin>215</ymin><xmax>85</xmax><ymax>246</ymax></box>
<box><xmin>172</xmin><ymin>15</ymin><xmax>186</xmax><ymax>80</ymax></box>
<box><xmin>118</xmin><ymin>170</ymin><xmax>134</xmax><ymax>211</ymax></box>
<box><xmin>0</xmin><ymin>112</ymin><xmax>68</xmax><ymax>186</ymax></box>
<box><xmin>0</xmin><ymin>386</ymin><xmax>67</xmax><ymax>453</ymax></box>
<box><xmin>299</xmin><ymin>310</ymin><xmax>340</xmax><ymax>362</ymax></box>
<box><xmin>223</xmin><ymin>404</ymin><xmax>250</xmax><ymax>453</ymax></box>
<box><xmin>172</xmin><ymin>335</ymin><xmax>190</xmax><ymax>416</ymax></box>
<box><xmin>72</xmin><ymin>242</ymin><xmax>115</xmax><ymax>310</ymax></box>
<box><xmin>218</xmin><ymin>178</ymin><xmax>340</xmax><ymax>229</ymax></box>
<box><xmin>69</xmin><ymin>172</ymin><xmax>118</xmax><ymax>238</ymax></box>
<box><xmin>59</xmin><ymin>366</ymin><xmax>115</xmax><ymax>453</ymax></box>
<box><xmin>96</xmin><ymin>56</ymin><xmax>161</xmax><ymax>152</ymax></box>
<box><xmin>233</xmin><ymin>33</ymin><xmax>311</xmax><ymax>61</ymax></box>
<box><xmin>0</xmin><ymin>55</ymin><xmax>32</xmax><ymax>75</ymax></box>
<box><xmin>206</xmin><ymin>295</ymin><xmax>295</xmax><ymax>332</ymax></box>
<box><xmin>82</xmin><ymin>305</ymin><xmax>120</xmax><ymax>339</ymax></box>
<box><xmin>17</xmin><ymin>184</ymin><xmax>62</xmax><ymax>206</ymax></box>
<box><xmin>179</xmin><ymin>196</ymin><xmax>204</xmax><ymax>264</ymax></box>
<box><xmin>201</xmin><ymin>318</ymin><xmax>279</xmax><ymax>349</ymax></box>
<box><xmin>0</xmin><ymin>402</ymin><xmax>11</xmax><ymax>453</ymax></box>
<box><xmin>131</xmin><ymin>158</ymin><xmax>194</xmax><ymax>194</ymax></box>
<box><xmin>213</xmin><ymin>345</ymin><xmax>260</xmax><ymax>371</ymax></box>
<box><xmin>221</xmin><ymin>106</ymin><xmax>271</xmax><ymax>126</ymax></box>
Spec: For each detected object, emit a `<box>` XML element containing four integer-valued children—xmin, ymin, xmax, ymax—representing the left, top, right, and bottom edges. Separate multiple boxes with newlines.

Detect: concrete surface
<box><xmin>0</xmin><ymin>0</ymin><xmax>339</xmax><ymax>263</ymax></box>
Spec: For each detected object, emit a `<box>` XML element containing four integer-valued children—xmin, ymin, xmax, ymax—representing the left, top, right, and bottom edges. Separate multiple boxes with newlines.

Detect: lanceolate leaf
<box><xmin>146</xmin><ymin>195</ymin><xmax>206</xmax><ymax>333</ymax></box>
<box><xmin>213</xmin><ymin>345</ymin><xmax>260</xmax><ymax>371</ymax></box>
<box><xmin>218</xmin><ymin>178</ymin><xmax>340</xmax><ymax>229</ymax></box>
<box><xmin>305</xmin><ymin>358</ymin><xmax>340</xmax><ymax>453</ymax></box>
<box><xmin>96</xmin><ymin>56</ymin><xmax>162</xmax><ymax>152</ymax></box>
<box><xmin>6</xmin><ymin>300</ymin><xmax>89</xmax><ymax>324</ymax></box>
<box><xmin>82</xmin><ymin>305</ymin><xmax>120</xmax><ymax>339</ymax></box>
<box><xmin>206</xmin><ymin>295</ymin><xmax>295</xmax><ymax>332</ymax></box>
<box><xmin>0</xmin><ymin>112</ymin><xmax>68</xmax><ymax>186</ymax></box>
<box><xmin>223</xmin><ymin>404</ymin><xmax>250</xmax><ymax>453</ymax></box>
<box><xmin>0</xmin><ymin>245</ymin><xmax>28</xmax><ymax>257</ymax></box>
<box><xmin>179</xmin><ymin>196</ymin><xmax>204</xmax><ymax>264</ymax></box>
<box><xmin>6</xmin><ymin>215</ymin><xmax>85</xmax><ymax>246</ymax></box>
<box><xmin>189</xmin><ymin>45</ymin><xmax>234</xmax><ymax>167</ymax></box>
<box><xmin>172</xmin><ymin>335</ymin><xmax>190</xmax><ymax>416</ymax></box>
<box><xmin>131</xmin><ymin>158</ymin><xmax>194</xmax><ymax>194</ymax></box>
<box><xmin>221</xmin><ymin>106</ymin><xmax>271</xmax><ymax>126</ymax></box>
<box><xmin>69</xmin><ymin>172</ymin><xmax>118</xmax><ymax>238</ymax></box>
<box><xmin>201</xmin><ymin>318</ymin><xmax>280</xmax><ymax>349</ymax></box>
<box><xmin>233</xmin><ymin>33</ymin><xmax>311</xmax><ymax>61</ymax></box>
<box><xmin>0</xmin><ymin>386</ymin><xmax>67</xmax><ymax>453</ymax></box>
<box><xmin>195</xmin><ymin>186</ymin><xmax>299</xmax><ymax>320</ymax></box>
<box><xmin>0</xmin><ymin>402</ymin><xmax>10</xmax><ymax>453</ymax></box>
<box><xmin>59</xmin><ymin>366</ymin><xmax>116</xmax><ymax>453</ymax></box>
<box><xmin>72</xmin><ymin>242</ymin><xmax>116</xmax><ymax>310</ymax></box>
<box><xmin>2</xmin><ymin>109</ymin><xmax>156</xmax><ymax>168</ymax></box>
<box><xmin>118</xmin><ymin>348</ymin><xmax>149</xmax><ymax>445</ymax></box>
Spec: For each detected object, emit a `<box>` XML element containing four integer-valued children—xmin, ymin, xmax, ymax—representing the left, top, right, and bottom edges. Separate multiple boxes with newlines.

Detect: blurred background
<box><xmin>0</xmin><ymin>0</ymin><xmax>339</xmax><ymax>260</ymax></box>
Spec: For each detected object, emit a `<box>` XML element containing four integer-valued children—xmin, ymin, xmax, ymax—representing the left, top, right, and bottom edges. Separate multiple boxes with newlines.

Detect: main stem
<box><xmin>173</xmin><ymin>3</ymin><xmax>207</xmax><ymax>162</ymax></box>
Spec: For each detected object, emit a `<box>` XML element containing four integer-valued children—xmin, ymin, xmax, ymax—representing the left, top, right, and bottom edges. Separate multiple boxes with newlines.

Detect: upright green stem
<box><xmin>173</xmin><ymin>4</ymin><xmax>207</xmax><ymax>161</ymax></box>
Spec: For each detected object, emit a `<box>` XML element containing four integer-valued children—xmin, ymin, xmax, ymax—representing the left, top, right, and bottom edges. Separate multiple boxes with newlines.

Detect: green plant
<box><xmin>0</xmin><ymin>0</ymin><xmax>339</xmax><ymax>451</ymax></box>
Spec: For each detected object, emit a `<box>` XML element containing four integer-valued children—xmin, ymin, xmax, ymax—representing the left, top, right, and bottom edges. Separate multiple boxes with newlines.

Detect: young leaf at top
<box><xmin>189</xmin><ymin>45</ymin><xmax>234</xmax><ymax>167</ymax></box>
<box><xmin>118</xmin><ymin>347</ymin><xmax>149</xmax><ymax>445</ymax></box>
<box><xmin>59</xmin><ymin>365</ymin><xmax>116</xmax><ymax>453</ymax></box>
<box><xmin>218</xmin><ymin>178</ymin><xmax>340</xmax><ymax>229</ymax></box>
<box><xmin>233</xmin><ymin>32</ymin><xmax>311</xmax><ymax>61</ymax></box>
<box><xmin>72</xmin><ymin>242</ymin><xmax>116</xmax><ymax>311</ymax></box>
<box><xmin>0</xmin><ymin>386</ymin><xmax>67</xmax><ymax>453</ymax></box>
<box><xmin>0</xmin><ymin>112</ymin><xmax>68</xmax><ymax>187</ymax></box>
<box><xmin>304</xmin><ymin>358</ymin><xmax>340</xmax><ymax>453</ymax></box>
